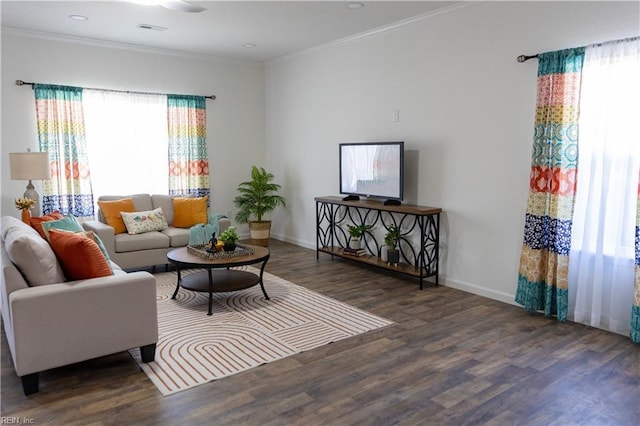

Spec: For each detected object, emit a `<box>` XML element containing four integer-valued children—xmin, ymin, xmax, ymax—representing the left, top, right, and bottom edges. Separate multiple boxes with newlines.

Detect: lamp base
<box><xmin>24</xmin><ymin>180</ymin><xmax>41</xmax><ymax>217</ymax></box>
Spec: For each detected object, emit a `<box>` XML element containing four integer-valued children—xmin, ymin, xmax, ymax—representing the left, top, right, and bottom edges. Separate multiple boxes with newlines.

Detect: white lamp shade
<box><xmin>9</xmin><ymin>152</ymin><xmax>51</xmax><ymax>180</ymax></box>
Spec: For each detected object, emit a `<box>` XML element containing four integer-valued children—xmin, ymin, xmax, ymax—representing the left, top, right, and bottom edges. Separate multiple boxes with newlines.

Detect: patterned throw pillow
<box><xmin>120</xmin><ymin>207</ymin><xmax>169</xmax><ymax>235</ymax></box>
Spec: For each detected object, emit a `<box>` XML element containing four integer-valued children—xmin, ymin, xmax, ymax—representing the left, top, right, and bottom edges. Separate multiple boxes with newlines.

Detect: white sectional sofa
<box><xmin>82</xmin><ymin>194</ymin><xmax>230</xmax><ymax>270</ymax></box>
<box><xmin>0</xmin><ymin>216</ymin><xmax>158</xmax><ymax>395</ymax></box>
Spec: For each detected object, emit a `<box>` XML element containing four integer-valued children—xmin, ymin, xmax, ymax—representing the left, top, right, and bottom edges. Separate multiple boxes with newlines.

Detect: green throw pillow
<box><xmin>41</xmin><ymin>215</ymin><xmax>83</xmax><ymax>234</ymax></box>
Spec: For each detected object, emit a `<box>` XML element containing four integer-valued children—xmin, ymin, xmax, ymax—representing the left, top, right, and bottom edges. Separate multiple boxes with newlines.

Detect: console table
<box><xmin>315</xmin><ymin>196</ymin><xmax>441</xmax><ymax>289</ymax></box>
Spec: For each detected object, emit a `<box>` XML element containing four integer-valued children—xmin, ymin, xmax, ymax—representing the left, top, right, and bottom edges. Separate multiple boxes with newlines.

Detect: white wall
<box><xmin>2</xmin><ymin>2</ymin><xmax>638</xmax><ymax>304</ymax></box>
<box><xmin>1</xmin><ymin>31</ymin><xmax>265</xmax><ymax>229</ymax></box>
<box><xmin>264</xmin><ymin>1</ymin><xmax>640</xmax><ymax>303</ymax></box>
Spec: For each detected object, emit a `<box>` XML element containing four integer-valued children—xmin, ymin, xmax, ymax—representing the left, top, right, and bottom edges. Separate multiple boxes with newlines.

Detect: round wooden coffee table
<box><xmin>167</xmin><ymin>244</ymin><xmax>270</xmax><ymax>315</ymax></box>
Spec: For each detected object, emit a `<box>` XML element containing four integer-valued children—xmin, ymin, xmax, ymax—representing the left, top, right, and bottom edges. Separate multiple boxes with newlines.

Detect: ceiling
<box><xmin>1</xmin><ymin>1</ymin><xmax>461</xmax><ymax>62</ymax></box>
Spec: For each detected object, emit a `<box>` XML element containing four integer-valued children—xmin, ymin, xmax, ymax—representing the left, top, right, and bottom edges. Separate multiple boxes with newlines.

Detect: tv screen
<box><xmin>339</xmin><ymin>141</ymin><xmax>404</xmax><ymax>202</ymax></box>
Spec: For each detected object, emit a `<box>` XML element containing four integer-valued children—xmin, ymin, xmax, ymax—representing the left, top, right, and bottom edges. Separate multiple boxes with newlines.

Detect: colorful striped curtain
<box><xmin>167</xmin><ymin>95</ymin><xmax>209</xmax><ymax>198</ymax></box>
<box><xmin>633</xmin><ymin>177</ymin><xmax>640</xmax><ymax>343</ymax></box>
<box><xmin>515</xmin><ymin>48</ymin><xmax>585</xmax><ymax>321</ymax></box>
<box><xmin>34</xmin><ymin>84</ymin><xmax>94</xmax><ymax>218</ymax></box>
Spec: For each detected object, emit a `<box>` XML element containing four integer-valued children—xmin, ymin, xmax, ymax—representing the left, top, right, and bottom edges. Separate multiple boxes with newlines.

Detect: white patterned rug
<box><xmin>130</xmin><ymin>266</ymin><xmax>393</xmax><ymax>395</ymax></box>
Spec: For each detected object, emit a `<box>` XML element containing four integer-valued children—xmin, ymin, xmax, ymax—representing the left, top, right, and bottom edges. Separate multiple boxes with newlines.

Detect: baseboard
<box><xmin>270</xmin><ymin>235</ymin><xmax>518</xmax><ymax>307</ymax></box>
<box><xmin>440</xmin><ymin>277</ymin><xmax>518</xmax><ymax>306</ymax></box>
<box><xmin>269</xmin><ymin>233</ymin><xmax>315</xmax><ymax>250</ymax></box>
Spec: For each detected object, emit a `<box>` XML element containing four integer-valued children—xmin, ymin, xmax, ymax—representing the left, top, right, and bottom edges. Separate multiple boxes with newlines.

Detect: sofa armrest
<box><xmin>83</xmin><ymin>220</ymin><xmax>116</xmax><ymax>258</ymax></box>
<box><xmin>8</xmin><ymin>271</ymin><xmax>158</xmax><ymax>377</ymax></box>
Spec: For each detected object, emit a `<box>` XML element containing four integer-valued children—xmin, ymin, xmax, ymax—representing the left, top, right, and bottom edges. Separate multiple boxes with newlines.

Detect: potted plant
<box><xmin>219</xmin><ymin>226</ymin><xmax>239</xmax><ymax>252</ymax></box>
<box><xmin>347</xmin><ymin>223</ymin><xmax>372</xmax><ymax>250</ymax></box>
<box><xmin>384</xmin><ymin>224</ymin><xmax>402</xmax><ymax>265</ymax></box>
<box><xmin>15</xmin><ymin>197</ymin><xmax>36</xmax><ymax>224</ymax></box>
<box><xmin>233</xmin><ymin>166</ymin><xmax>286</xmax><ymax>247</ymax></box>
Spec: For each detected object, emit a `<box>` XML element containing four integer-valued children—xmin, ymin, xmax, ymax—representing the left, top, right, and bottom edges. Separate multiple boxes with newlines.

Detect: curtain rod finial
<box><xmin>517</xmin><ymin>54</ymin><xmax>539</xmax><ymax>63</ymax></box>
<box><xmin>16</xmin><ymin>80</ymin><xmax>35</xmax><ymax>88</ymax></box>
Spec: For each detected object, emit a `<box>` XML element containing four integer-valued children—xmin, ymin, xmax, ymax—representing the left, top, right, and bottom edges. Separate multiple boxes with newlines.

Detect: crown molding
<box><xmin>1</xmin><ymin>26</ymin><xmax>261</xmax><ymax>66</ymax></box>
<box><xmin>267</xmin><ymin>1</ymin><xmax>477</xmax><ymax>65</ymax></box>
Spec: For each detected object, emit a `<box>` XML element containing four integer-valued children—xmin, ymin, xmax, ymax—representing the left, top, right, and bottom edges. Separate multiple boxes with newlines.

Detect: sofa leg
<box><xmin>140</xmin><ymin>343</ymin><xmax>156</xmax><ymax>363</ymax></box>
<box><xmin>21</xmin><ymin>372</ymin><xmax>39</xmax><ymax>395</ymax></box>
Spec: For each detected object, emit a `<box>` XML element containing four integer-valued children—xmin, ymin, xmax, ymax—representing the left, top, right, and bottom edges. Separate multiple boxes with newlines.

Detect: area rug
<box><xmin>129</xmin><ymin>266</ymin><xmax>393</xmax><ymax>395</ymax></box>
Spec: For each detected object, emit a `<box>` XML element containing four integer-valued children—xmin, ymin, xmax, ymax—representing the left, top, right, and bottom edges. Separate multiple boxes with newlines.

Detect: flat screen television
<box><xmin>339</xmin><ymin>141</ymin><xmax>404</xmax><ymax>204</ymax></box>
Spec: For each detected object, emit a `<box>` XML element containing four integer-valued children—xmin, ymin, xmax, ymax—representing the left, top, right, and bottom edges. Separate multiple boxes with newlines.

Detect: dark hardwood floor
<box><xmin>2</xmin><ymin>240</ymin><xmax>638</xmax><ymax>425</ymax></box>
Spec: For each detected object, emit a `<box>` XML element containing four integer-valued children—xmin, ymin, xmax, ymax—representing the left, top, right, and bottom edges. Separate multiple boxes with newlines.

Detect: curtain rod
<box><xmin>517</xmin><ymin>36</ymin><xmax>640</xmax><ymax>63</ymax></box>
<box><xmin>15</xmin><ymin>80</ymin><xmax>216</xmax><ymax>100</ymax></box>
<box><xmin>517</xmin><ymin>54</ymin><xmax>538</xmax><ymax>63</ymax></box>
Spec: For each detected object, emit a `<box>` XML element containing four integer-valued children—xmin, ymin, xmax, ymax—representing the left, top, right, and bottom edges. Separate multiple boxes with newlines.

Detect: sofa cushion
<box><xmin>121</xmin><ymin>208</ymin><xmax>168</xmax><ymax>235</ymax></box>
<box><xmin>48</xmin><ymin>229</ymin><xmax>113</xmax><ymax>280</ymax></box>
<box><xmin>1</xmin><ymin>215</ymin><xmax>29</xmax><ymax>240</ymax></box>
<box><xmin>2</xmin><ymin>216</ymin><xmax>65</xmax><ymax>286</ymax></box>
<box><xmin>114</xmin><ymin>231</ymin><xmax>170</xmax><ymax>253</ymax></box>
<box><xmin>129</xmin><ymin>194</ymin><xmax>154</xmax><ymax>212</ymax></box>
<box><xmin>98</xmin><ymin>194</ymin><xmax>153</xmax><ymax>211</ymax></box>
<box><xmin>161</xmin><ymin>226</ymin><xmax>191</xmax><ymax>247</ymax></box>
<box><xmin>172</xmin><ymin>196</ymin><xmax>208</xmax><ymax>228</ymax></box>
<box><xmin>29</xmin><ymin>211</ymin><xmax>64</xmax><ymax>239</ymax></box>
<box><xmin>151</xmin><ymin>194</ymin><xmax>192</xmax><ymax>225</ymax></box>
<box><xmin>98</xmin><ymin>198</ymin><xmax>135</xmax><ymax>234</ymax></box>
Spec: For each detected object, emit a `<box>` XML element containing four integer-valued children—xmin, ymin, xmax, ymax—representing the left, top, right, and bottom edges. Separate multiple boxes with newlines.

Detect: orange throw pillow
<box><xmin>48</xmin><ymin>229</ymin><xmax>113</xmax><ymax>280</ymax></box>
<box><xmin>172</xmin><ymin>196</ymin><xmax>208</xmax><ymax>228</ymax></box>
<box><xmin>30</xmin><ymin>211</ymin><xmax>64</xmax><ymax>239</ymax></box>
<box><xmin>97</xmin><ymin>198</ymin><xmax>135</xmax><ymax>234</ymax></box>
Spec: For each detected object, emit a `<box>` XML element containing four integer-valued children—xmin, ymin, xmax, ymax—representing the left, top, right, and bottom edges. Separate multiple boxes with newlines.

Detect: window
<box><xmin>83</xmin><ymin>90</ymin><xmax>169</xmax><ymax>200</ymax></box>
<box><xmin>568</xmin><ymin>39</ymin><xmax>640</xmax><ymax>334</ymax></box>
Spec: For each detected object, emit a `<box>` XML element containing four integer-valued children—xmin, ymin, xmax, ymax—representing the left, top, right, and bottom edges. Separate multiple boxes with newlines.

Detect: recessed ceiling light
<box><xmin>242</xmin><ymin>43</ymin><xmax>257</xmax><ymax>49</ymax></box>
<box><xmin>347</xmin><ymin>2</ymin><xmax>364</xmax><ymax>9</ymax></box>
<box><xmin>69</xmin><ymin>14</ymin><xmax>88</xmax><ymax>21</ymax></box>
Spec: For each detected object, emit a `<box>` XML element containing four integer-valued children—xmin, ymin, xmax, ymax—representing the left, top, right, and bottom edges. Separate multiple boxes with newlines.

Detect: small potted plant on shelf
<box><xmin>233</xmin><ymin>166</ymin><xmax>286</xmax><ymax>247</ymax></box>
<box><xmin>384</xmin><ymin>224</ymin><xmax>402</xmax><ymax>266</ymax></box>
<box><xmin>347</xmin><ymin>223</ymin><xmax>372</xmax><ymax>250</ymax></box>
<box><xmin>219</xmin><ymin>226</ymin><xmax>239</xmax><ymax>252</ymax></box>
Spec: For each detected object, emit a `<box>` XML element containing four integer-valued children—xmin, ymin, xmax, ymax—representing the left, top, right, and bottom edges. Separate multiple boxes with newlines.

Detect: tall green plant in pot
<box><xmin>233</xmin><ymin>166</ymin><xmax>286</xmax><ymax>247</ymax></box>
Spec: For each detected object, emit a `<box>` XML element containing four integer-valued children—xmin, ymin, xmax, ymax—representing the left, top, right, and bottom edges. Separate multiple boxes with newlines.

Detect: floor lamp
<box><xmin>9</xmin><ymin>150</ymin><xmax>51</xmax><ymax>217</ymax></box>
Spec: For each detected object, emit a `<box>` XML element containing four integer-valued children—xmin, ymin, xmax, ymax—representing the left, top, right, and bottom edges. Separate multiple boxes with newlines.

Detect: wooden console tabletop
<box><xmin>314</xmin><ymin>196</ymin><xmax>441</xmax><ymax>216</ymax></box>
